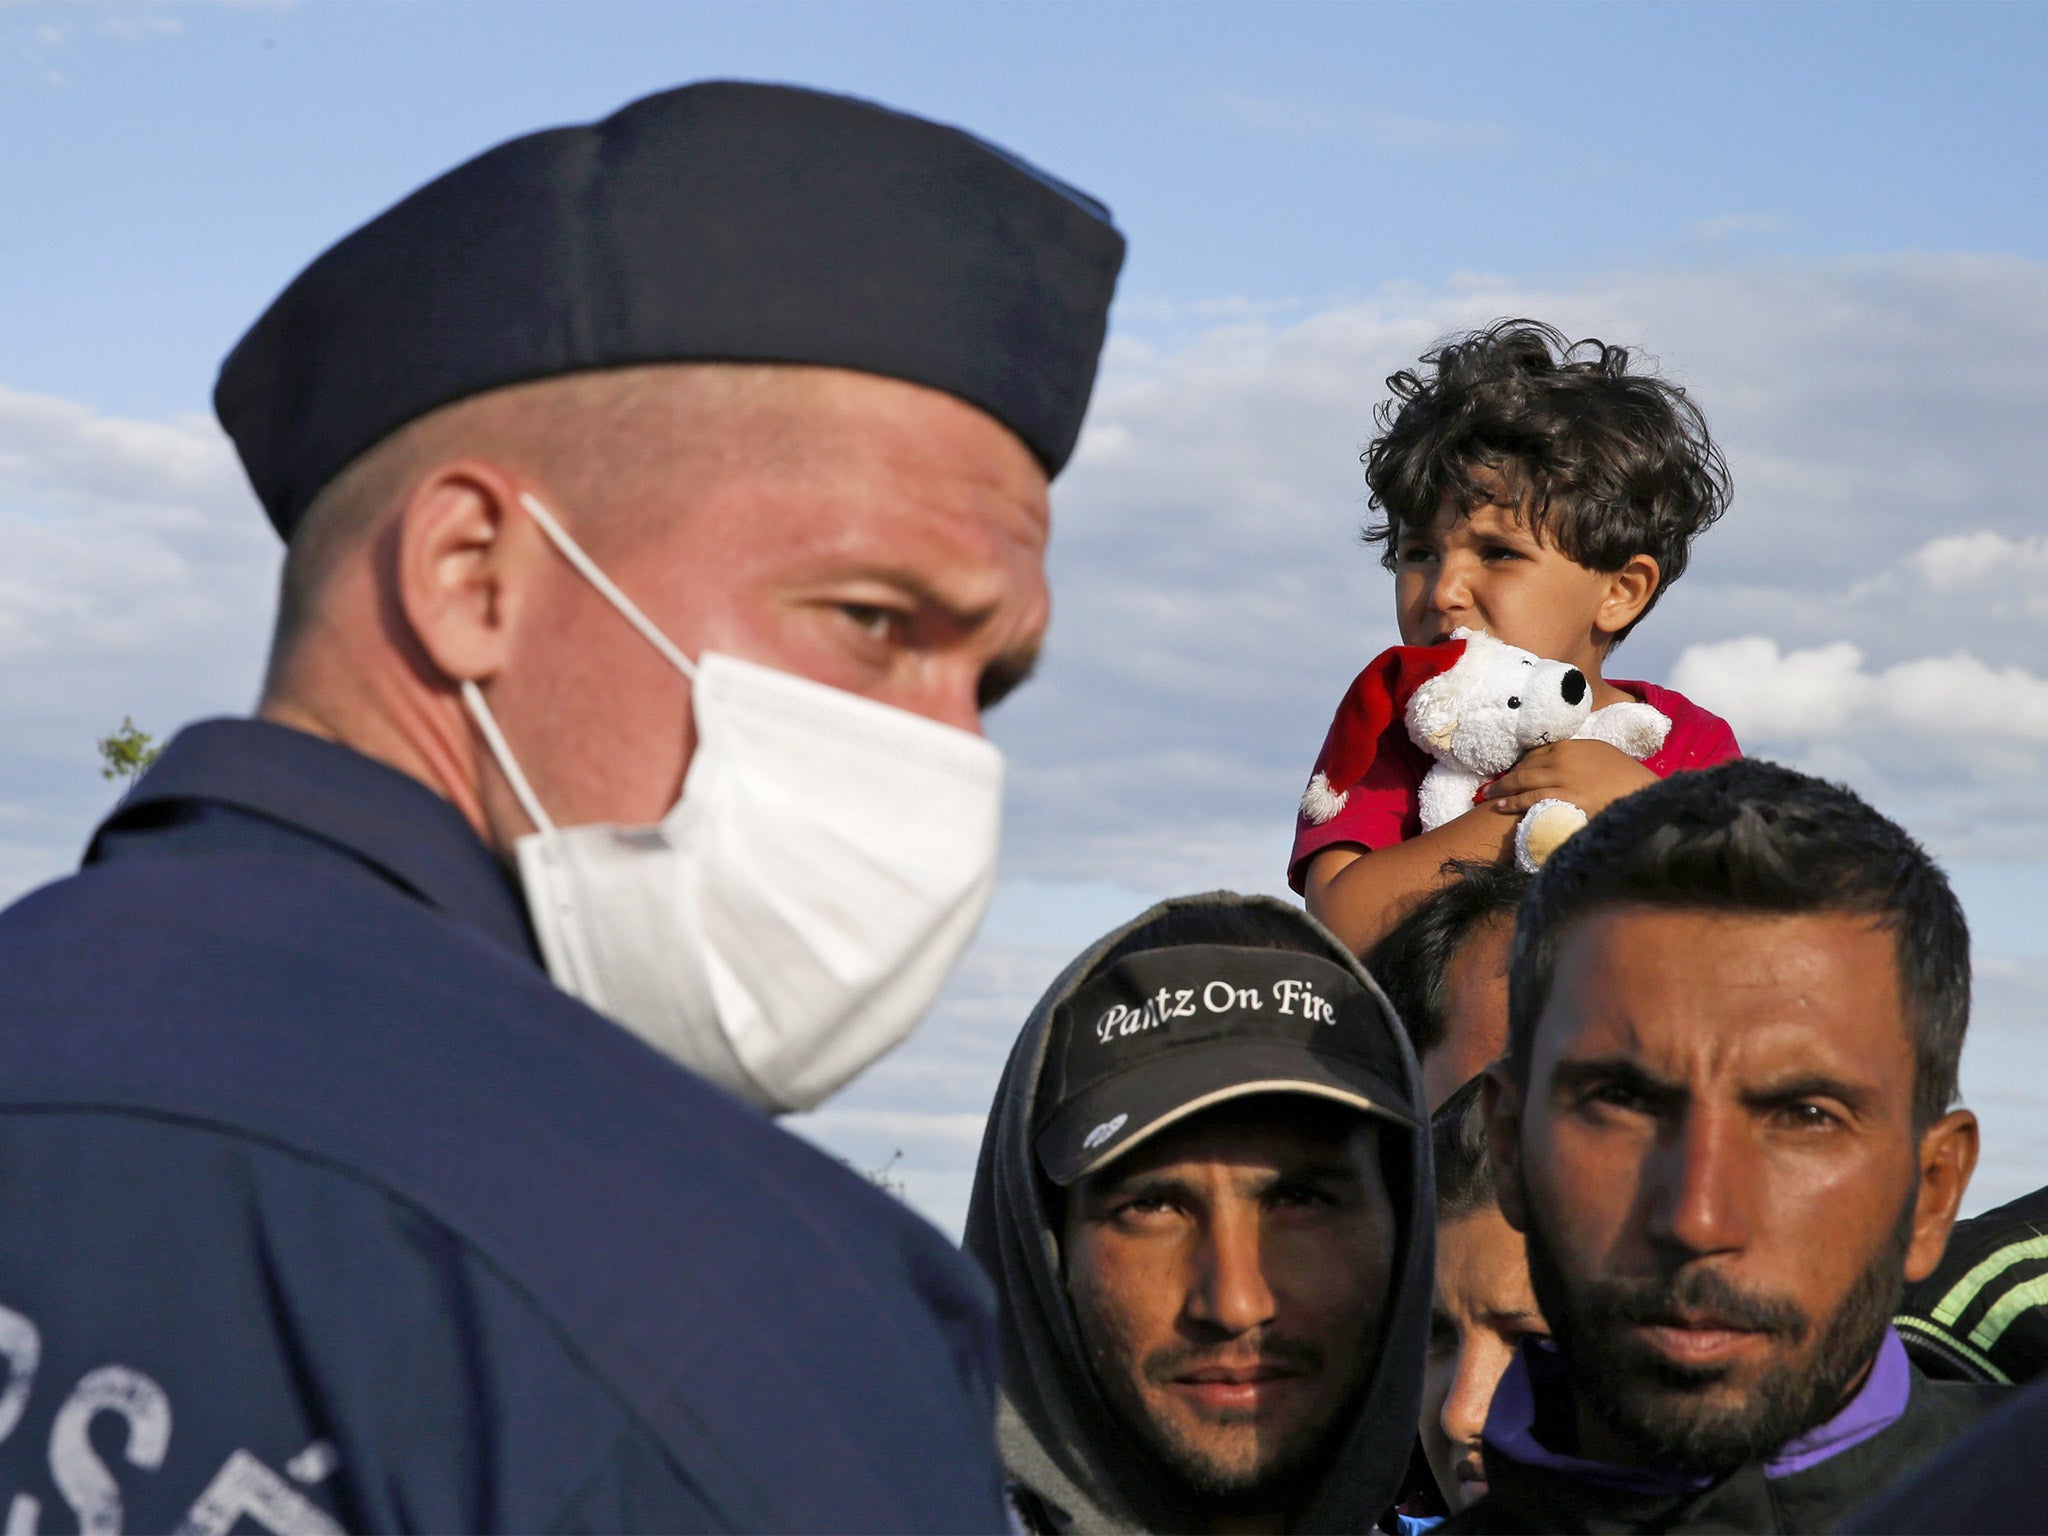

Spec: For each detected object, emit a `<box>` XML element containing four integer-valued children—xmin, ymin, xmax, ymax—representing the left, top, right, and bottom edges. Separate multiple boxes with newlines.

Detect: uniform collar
<box><xmin>92</xmin><ymin>716</ymin><xmax>537</xmax><ymax>963</ymax></box>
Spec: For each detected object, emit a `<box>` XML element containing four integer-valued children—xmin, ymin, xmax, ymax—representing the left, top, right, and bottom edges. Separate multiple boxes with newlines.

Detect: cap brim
<box><xmin>1035</xmin><ymin>1038</ymin><xmax>1415</xmax><ymax>1187</ymax></box>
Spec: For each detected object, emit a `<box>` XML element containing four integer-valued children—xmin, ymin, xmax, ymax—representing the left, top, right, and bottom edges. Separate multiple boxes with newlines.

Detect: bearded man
<box><xmin>1456</xmin><ymin>759</ymin><xmax>2003</xmax><ymax>1534</ymax></box>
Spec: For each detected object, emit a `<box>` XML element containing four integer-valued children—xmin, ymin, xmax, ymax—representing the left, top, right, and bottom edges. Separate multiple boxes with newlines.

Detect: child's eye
<box><xmin>1479</xmin><ymin>544</ymin><xmax>1523</xmax><ymax>562</ymax></box>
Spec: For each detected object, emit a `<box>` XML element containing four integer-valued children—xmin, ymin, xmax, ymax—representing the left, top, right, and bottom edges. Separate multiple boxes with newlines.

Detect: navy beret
<box><xmin>216</xmin><ymin>80</ymin><xmax>1126</xmax><ymax>538</ymax></box>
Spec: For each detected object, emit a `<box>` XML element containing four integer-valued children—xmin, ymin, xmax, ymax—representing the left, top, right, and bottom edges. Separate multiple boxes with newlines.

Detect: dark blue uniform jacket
<box><xmin>0</xmin><ymin>719</ymin><xmax>1005</xmax><ymax>1534</ymax></box>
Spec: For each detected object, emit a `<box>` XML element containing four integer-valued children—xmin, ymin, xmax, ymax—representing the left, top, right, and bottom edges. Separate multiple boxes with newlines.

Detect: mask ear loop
<box><xmin>462</xmin><ymin>681</ymin><xmax>557</xmax><ymax>836</ymax></box>
<box><xmin>459</xmin><ymin>491</ymin><xmax>700</xmax><ymax>839</ymax></box>
<box><xmin>518</xmin><ymin>492</ymin><xmax>698</xmax><ymax>681</ymax></box>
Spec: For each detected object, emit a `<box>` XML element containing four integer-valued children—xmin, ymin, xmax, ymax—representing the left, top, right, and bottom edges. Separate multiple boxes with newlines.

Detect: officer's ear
<box><xmin>393</xmin><ymin>460</ymin><xmax>540</xmax><ymax>686</ymax></box>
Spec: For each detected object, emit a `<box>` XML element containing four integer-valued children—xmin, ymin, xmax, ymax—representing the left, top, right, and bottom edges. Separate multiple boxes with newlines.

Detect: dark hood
<box><xmin>963</xmin><ymin>892</ymin><xmax>1434</xmax><ymax>1534</ymax></box>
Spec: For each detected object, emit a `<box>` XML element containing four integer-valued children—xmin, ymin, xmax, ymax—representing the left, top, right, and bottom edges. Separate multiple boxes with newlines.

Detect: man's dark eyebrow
<box><xmin>1268</xmin><ymin>1160</ymin><xmax>1365</xmax><ymax>1188</ymax></box>
<box><xmin>1549</xmin><ymin>1056</ymin><xmax>1686</xmax><ymax>1111</ymax></box>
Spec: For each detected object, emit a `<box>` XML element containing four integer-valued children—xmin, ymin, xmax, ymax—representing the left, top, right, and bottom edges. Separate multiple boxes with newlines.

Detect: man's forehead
<box><xmin>1535</xmin><ymin>906</ymin><xmax>1910</xmax><ymax>1081</ymax></box>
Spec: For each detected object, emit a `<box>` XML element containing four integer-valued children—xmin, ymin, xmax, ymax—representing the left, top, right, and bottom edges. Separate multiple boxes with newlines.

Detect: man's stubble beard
<box><xmin>1522</xmin><ymin>1187</ymin><xmax>1915</xmax><ymax>1475</ymax></box>
<box><xmin>1123</xmin><ymin>1335</ymin><xmax>1359</xmax><ymax>1516</ymax></box>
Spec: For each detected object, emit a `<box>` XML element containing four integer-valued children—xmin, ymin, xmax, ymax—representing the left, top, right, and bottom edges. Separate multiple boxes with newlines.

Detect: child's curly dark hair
<box><xmin>1362</xmin><ymin>318</ymin><xmax>1732</xmax><ymax>643</ymax></box>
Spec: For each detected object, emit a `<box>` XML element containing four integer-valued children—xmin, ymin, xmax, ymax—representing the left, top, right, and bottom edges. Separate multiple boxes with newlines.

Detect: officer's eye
<box><xmin>839</xmin><ymin>604</ymin><xmax>898</xmax><ymax>642</ymax></box>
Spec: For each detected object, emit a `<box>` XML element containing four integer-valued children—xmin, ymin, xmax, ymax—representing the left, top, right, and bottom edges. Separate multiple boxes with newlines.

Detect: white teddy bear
<box><xmin>1413</xmin><ymin>628</ymin><xmax>1670</xmax><ymax>869</ymax></box>
<box><xmin>1298</xmin><ymin>627</ymin><xmax>1671</xmax><ymax>871</ymax></box>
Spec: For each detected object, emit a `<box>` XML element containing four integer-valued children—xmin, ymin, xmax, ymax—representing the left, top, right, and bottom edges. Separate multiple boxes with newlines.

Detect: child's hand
<box><xmin>1480</xmin><ymin>739</ymin><xmax>1659</xmax><ymax>820</ymax></box>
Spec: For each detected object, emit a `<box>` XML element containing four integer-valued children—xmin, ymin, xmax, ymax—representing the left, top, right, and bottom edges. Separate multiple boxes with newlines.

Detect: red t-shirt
<box><xmin>1286</xmin><ymin>680</ymin><xmax>1741</xmax><ymax>893</ymax></box>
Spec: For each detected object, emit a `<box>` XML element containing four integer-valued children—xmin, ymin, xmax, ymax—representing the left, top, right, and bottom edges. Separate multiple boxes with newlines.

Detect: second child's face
<box><xmin>1422</xmin><ymin>1206</ymin><xmax>1549</xmax><ymax>1512</ymax></box>
<box><xmin>1393</xmin><ymin>494</ymin><xmax>1628</xmax><ymax>676</ymax></box>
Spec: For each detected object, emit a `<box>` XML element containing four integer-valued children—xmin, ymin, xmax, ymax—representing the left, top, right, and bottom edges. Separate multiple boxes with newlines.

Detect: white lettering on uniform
<box><xmin>0</xmin><ymin>1301</ymin><xmax>343</xmax><ymax>1536</ymax></box>
<box><xmin>0</xmin><ymin>1305</ymin><xmax>40</xmax><ymax>1446</ymax></box>
<box><xmin>49</xmin><ymin>1366</ymin><xmax>172</xmax><ymax>1536</ymax></box>
<box><xmin>283</xmin><ymin>1442</ymin><xmax>337</xmax><ymax>1485</ymax></box>
<box><xmin>173</xmin><ymin>1450</ymin><xmax>344</xmax><ymax>1536</ymax></box>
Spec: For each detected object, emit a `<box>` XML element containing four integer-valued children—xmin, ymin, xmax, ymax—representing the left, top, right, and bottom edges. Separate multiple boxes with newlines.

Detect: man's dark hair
<box><xmin>1432</xmin><ymin>1075</ymin><xmax>1496</xmax><ymax>1221</ymax></box>
<box><xmin>1362</xmin><ymin>318</ymin><xmax>1731</xmax><ymax>643</ymax></box>
<box><xmin>1366</xmin><ymin>860</ymin><xmax>1529</xmax><ymax>1061</ymax></box>
<box><xmin>1507</xmin><ymin>759</ymin><xmax>1970</xmax><ymax>1128</ymax></box>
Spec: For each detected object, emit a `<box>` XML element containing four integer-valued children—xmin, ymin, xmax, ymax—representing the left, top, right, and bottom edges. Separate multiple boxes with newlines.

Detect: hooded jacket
<box><xmin>963</xmin><ymin>892</ymin><xmax>1434</xmax><ymax>1534</ymax></box>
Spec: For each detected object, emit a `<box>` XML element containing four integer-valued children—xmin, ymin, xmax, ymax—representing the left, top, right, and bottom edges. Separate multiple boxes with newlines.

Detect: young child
<box><xmin>1292</xmin><ymin>319</ymin><xmax>1741</xmax><ymax>954</ymax></box>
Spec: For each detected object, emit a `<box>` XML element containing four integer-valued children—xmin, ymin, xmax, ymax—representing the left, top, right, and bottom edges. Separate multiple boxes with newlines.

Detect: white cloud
<box><xmin>1909</xmin><ymin>529</ymin><xmax>2048</xmax><ymax>597</ymax></box>
<box><xmin>1957</xmin><ymin>955</ymin><xmax>2048</xmax><ymax>1215</ymax></box>
<box><xmin>1672</xmin><ymin>635</ymin><xmax>2048</xmax><ymax>750</ymax></box>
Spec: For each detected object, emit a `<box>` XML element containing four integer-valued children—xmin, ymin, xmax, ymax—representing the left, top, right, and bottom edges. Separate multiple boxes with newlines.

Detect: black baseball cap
<box><xmin>1033</xmin><ymin>943</ymin><xmax>1417</xmax><ymax>1186</ymax></box>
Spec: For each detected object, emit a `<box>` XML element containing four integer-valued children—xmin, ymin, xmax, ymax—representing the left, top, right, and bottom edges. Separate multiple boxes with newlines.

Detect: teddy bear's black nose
<box><xmin>1561</xmin><ymin>669</ymin><xmax>1587</xmax><ymax>706</ymax></box>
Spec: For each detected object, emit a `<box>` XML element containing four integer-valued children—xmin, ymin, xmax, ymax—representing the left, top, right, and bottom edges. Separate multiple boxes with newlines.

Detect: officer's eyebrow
<box><xmin>824</xmin><ymin>561</ymin><xmax>1043</xmax><ymax>708</ymax></box>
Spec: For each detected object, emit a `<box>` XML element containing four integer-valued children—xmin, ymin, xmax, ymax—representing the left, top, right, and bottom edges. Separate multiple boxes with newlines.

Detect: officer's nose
<box><xmin>1561</xmin><ymin>669</ymin><xmax>1587</xmax><ymax>706</ymax></box>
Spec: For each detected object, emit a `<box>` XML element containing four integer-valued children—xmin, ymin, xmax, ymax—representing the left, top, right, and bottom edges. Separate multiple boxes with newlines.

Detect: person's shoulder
<box><xmin>0</xmin><ymin>844</ymin><xmax>1004</xmax><ymax>1529</ymax></box>
<box><xmin>1913</xmin><ymin>1368</ymin><xmax>2014</xmax><ymax>1428</ymax></box>
<box><xmin>1615</xmin><ymin>680</ymin><xmax>1743</xmax><ymax>772</ymax></box>
<box><xmin>1836</xmin><ymin>1374</ymin><xmax>2048</xmax><ymax>1533</ymax></box>
<box><xmin>0</xmin><ymin>836</ymin><xmax>974</xmax><ymax>1293</ymax></box>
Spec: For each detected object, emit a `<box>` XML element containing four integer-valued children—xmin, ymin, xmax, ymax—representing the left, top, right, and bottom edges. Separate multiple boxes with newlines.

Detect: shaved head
<box><xmin>256</xmin><ymin>358</ymin><xmax>1050</xmax><ymax>861</ymax></box>
<box><xmin>267</xmin><ymin>362</ymin><xmax>822</xmax><ymax>681</ymax></box>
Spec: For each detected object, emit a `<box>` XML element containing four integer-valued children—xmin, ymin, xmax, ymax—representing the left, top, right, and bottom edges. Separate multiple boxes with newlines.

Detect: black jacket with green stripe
<box><xmin>1897</xmin><ymin>1185</ymin><xmax>2048</xmax><ymax>1387</ymax></box>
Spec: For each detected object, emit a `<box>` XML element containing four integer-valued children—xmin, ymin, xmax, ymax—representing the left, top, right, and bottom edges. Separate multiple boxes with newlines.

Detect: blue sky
<box><xmin>6</xmin><ymin>2</ymin><xmax>2045</xmax><ymax>417</ymax></box>
<box><xmin>4</xmin><ymin>0</ymin><xmax>2048</xmax><ymax>1231</ymax></box>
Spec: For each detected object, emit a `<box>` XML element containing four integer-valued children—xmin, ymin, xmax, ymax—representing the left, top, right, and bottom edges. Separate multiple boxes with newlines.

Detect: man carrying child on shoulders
<box><xmin>1291</xmin><ymin>319</ymin><xmax>1740</xmax><ymax>954</ymax></box>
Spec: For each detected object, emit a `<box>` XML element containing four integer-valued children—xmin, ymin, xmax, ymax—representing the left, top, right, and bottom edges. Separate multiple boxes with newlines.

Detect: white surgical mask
<box><xmin>461</xmin><ymin>492</ymin><xmax>1004</xmax><ymax>1114</ymax></box>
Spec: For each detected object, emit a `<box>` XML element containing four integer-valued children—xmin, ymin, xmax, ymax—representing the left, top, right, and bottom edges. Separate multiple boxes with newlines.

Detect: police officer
<box><xmin>0</xmin><ymin>82</ymin><xmax>1122</xmax><ymax>1533</ymax></box>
